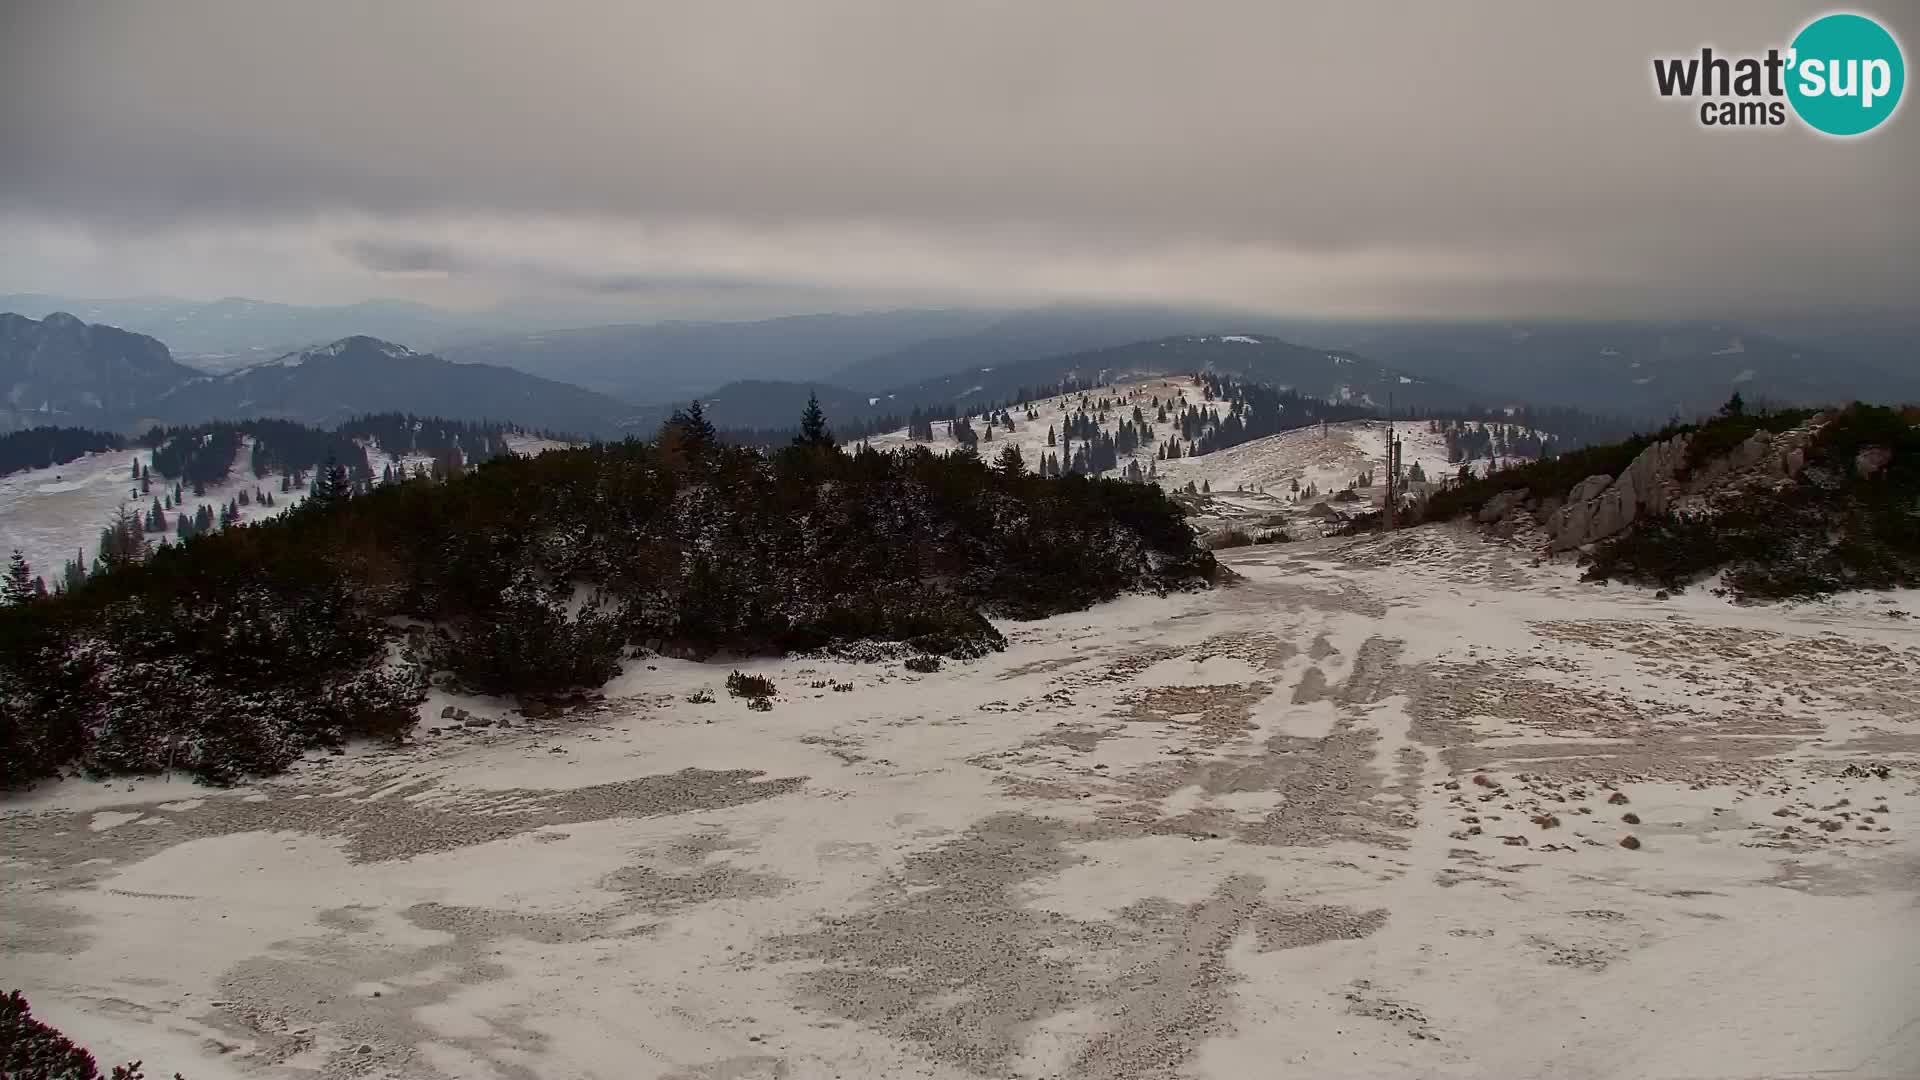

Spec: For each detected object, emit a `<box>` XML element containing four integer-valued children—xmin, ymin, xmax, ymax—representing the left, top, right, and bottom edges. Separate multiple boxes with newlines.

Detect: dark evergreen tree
<box><xmin>995</xmin><ymin>443</ymin><xmax>1026</xmax><ymax>477</ymax></box>
<box><xmin>4</xmin><ymin>549</ymin><xmax>36</xmax><ymax>606</ymax></box>
<box><xmin>793</xmin><ymin>391</ymin><xmax>835</xmax><ymax>449</ymax></box>
<box><xmin>59</xmin><ymin>550</ymin><xmax>87</xmax><ymax>593</ymax></box>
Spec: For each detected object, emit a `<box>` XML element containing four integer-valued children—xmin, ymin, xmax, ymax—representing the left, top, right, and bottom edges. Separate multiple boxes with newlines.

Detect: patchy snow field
<box><xmin>0</xmin><ymin>434</ymin><xmax>573</xmax><ymax>585</ymax></box>
<box><xmin>7</xmin><ymin>526</ymin><xmax>1918</xmax><ymax>1079</ymax></box>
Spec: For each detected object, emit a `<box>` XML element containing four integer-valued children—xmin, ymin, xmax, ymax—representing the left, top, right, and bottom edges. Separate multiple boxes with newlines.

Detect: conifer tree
<box><xmin>794</xmin><ymin>391</ymin><xmax>835</xmax><ymax>449</ymax></box>
<box><xmin>995</xmin><ymin>443</ymin><xmax>1026</xmax><ymax>477</ymax></box>
<box><xmin>95</xmin><ymin>505</ymin><xmax>149</xmax><ymax>572</ymax></box>
<box><xmin>4</xmin><ymin>549</ymin><xmax>36</xmax><ymax>606</ymax></box>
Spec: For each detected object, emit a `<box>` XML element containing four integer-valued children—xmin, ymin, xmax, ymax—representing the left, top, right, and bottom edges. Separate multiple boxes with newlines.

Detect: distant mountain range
<box><xmin>671</xmin><ymin>333</ymin><xmax>1480</xmax><ymax>436</ymax></box>
<box><xmin>5</xmin><ymin>301</ymin><xmax>1915</xmax><ymax>441</ymax></box>
<box><xmin>822</xmin><ymin>305</ymin><xmax>1269</xmax><ymax>391</ymax></box>
<box><xmin>436</xmin><ymin>309</ymin><xmax>1004</xmax><ymax>403</ymax></box>
<box><xmin>1279</xmin><ymin>321</ymin><xmax>1920</xmax><ymax>420</ymax></box>
<box><xmin>881</xmin><ymin>333</ymin><xmax>1485</xmax><ymax>412</ymax></box>
<box><xmin>0</xmin><ymin>293</ymin><xmax>532</xmax><ymax>370</ymax></box>
<box><xmin>0</xmin><ymin>314</ymin><xmax>642</xmax><ymax>436</ymax></box>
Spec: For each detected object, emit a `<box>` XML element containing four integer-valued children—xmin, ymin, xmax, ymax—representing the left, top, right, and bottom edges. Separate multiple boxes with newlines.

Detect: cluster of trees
<box><xmin>338</xmin><ymin>413</ymin><xmax>546</xmax><ymax>464</ymax></box>
<box><xmin>1186</xmin><ymin>374</ymin><xmax>1374</xmax><ymax>455</ymax></box>
<box><xmin>146</xmin><ymin>427</ymin><xmax>246</xmax><ymax>489</ymax></box>
<box><xmin>2</xmin><ymin>396</ymin><xmax>1214</xmax><ymax>785</ymax></box>
<box><xmin>0</xmin><ymin>426</ymin><xmax>125</xmax><ymax>478</ymax></box>
<box><xmin>1381</xmin><ymin>403</ymin><xmax>1633</xmax><ymax>450</ymax></box>
<box><xmin>1429</xmin><ymin>419</ymin><xmax>1556</xmax><ymax>464</ymax></box>
<box><xmin>140</xmin><ymin>415</ymin><xmax>546</xmax><ymax>494</ymax></box>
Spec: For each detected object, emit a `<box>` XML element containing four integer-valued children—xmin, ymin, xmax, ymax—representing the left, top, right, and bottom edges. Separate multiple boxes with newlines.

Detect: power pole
<box><xmin>1383</xmin><ymin>396</ymin><xmax>1395</xmax><ymax>532</ymax></box>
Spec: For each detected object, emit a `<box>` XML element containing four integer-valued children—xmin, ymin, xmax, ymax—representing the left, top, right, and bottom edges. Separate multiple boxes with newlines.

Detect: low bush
<box><xmin>1206</xmin><ymin>528</ymin><xmax>1254</xmax><ymax>550</ymax></box>
<box><xmin>903</xmin><ymin>655</ymin><xmax>942</xmax><ymax>673</ymax></box>
<box><xmin>726</xmin><ymin>671</ymin><xmax>776</xmax><ymax>700</ymax></box>
<box><xmin>0</xmin><ymin>990</ymin><xmax>182</xmax><ymax>1079</ymax></box>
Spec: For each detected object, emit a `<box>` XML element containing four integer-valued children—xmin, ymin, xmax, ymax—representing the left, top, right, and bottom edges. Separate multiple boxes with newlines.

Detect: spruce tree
<box><xmin>995</xmin><ymin>443</ymin><xmax>1026</xmax><ymax>477</ymax></box>
<box><xmin>664</xmin><ymin>400</ymin><xmax>719</xmax><ymax>459</ymax></box>
<box><xmin>794</xmin><ymin>392</ymin><xmax>834</xmax><ymax>449</ymax></box>
<box><xmin>3</xmin><ymin>549</ymin><xmax>35</xmax><ymax>606</ymax></box>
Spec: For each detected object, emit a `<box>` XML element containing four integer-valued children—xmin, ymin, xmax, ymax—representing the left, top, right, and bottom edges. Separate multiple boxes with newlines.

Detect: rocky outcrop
<box><xmin>1544</xmin><ymin>434</ymin><xmax>1690</xmax><ymax>552</ymax></box>
<box><xmin>1536</xmin><ymin>421</ymin><xmax>1821</xmax><ymax>552</ymax></box>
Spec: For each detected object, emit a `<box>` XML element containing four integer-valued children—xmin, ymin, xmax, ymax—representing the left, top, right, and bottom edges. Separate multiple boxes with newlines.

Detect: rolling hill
<box><xmin>877</xmin><ymin>333</ymin><xmax>1486</xmax><ymax>414</ymax></box>
<box><xmin>140</xmin><ymin>336</ymin><xmax>643</xmax><ymax>436</ymax></box>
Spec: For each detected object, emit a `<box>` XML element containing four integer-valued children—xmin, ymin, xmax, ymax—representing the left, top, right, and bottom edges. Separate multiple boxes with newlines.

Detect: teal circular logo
<box><xmin>1787</xmin><ymin>13</ymin><xmax>1905</xmax><ymax>135</ymax></box>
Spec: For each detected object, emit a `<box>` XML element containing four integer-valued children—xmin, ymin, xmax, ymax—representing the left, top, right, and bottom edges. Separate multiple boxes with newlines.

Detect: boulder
<box><xmin>440</xmin><ymin>705</ymin><xmax>456</xmax><ymax>719</ymax></box>
<box><xmin>1856</xmin><ymin>445</ymin><xmax>1893</xmax><ymax>479</ymax></box>
<box><xmin>1476</xmin><ymin>489</ymin><xmax>1527</xmax><ymax>524</ymax></box>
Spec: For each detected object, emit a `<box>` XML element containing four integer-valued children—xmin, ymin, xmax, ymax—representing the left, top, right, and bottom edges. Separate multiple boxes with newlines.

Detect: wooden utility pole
<box><xmin>1383</xmin><ymin>396</ymin><xmax>1395</xmax><ymax>532</ymax></box>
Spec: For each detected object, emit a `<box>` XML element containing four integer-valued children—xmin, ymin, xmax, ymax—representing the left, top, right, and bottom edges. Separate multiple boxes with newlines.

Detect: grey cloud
<box><xmin>1</xmin><ymin>0</ymin><xmax>1915</xmax><ymax>316</ymax></box>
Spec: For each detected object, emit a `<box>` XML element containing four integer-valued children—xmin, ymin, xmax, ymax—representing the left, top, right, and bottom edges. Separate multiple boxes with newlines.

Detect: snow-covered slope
<box><xmin>7</xmin><ymin>529</ymin><xmax>1914</xmax><ymax>1079</ymax></box>
<box><xmin>0</xmin><ymin>441</ymin><xmax>309</xmax><ymax>585</ymax></box>
<box><xmin>0</xmin><ymin>435</ymin><xmax>577</xmax><ymax>588</ymax></box>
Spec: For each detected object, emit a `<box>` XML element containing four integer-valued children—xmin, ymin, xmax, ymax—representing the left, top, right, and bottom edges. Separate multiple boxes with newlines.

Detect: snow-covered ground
<box><xmin>0</xmin><ymin>434</ymin><xmax>575</xmax><ymax>586</ymax></box>
<box><xmin>0</xmin><ymin>441</ymin><xmax>311</xmax><ymax>585</ymax></box>
<box><xmin>7</xmin><ymin>526</ymin><xmax>1917</xmax><ymax>1079</ymax></box>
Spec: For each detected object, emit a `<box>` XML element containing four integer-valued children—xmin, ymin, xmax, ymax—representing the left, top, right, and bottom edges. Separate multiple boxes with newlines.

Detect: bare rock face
<box><xmin>1729</xmin><ymin>430</ymin><xmax>1772</xmax><ymax>471</ymax></box>
<box><xmin>1568</xmin><ymin>475</ymin><xmax>1613</xmax><ymax>504</ymax></box>
<box><xmin>1546</xmin><ymin>434</ymin><xmax>1690</xmax><ymax>552</ymax></box>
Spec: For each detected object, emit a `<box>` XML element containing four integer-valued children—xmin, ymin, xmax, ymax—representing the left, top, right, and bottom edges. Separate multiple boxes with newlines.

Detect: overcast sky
<box><xmin>2</xmin><ymin>1</ymin><xmax>1914</xmax><ymax>320</ymax></box>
